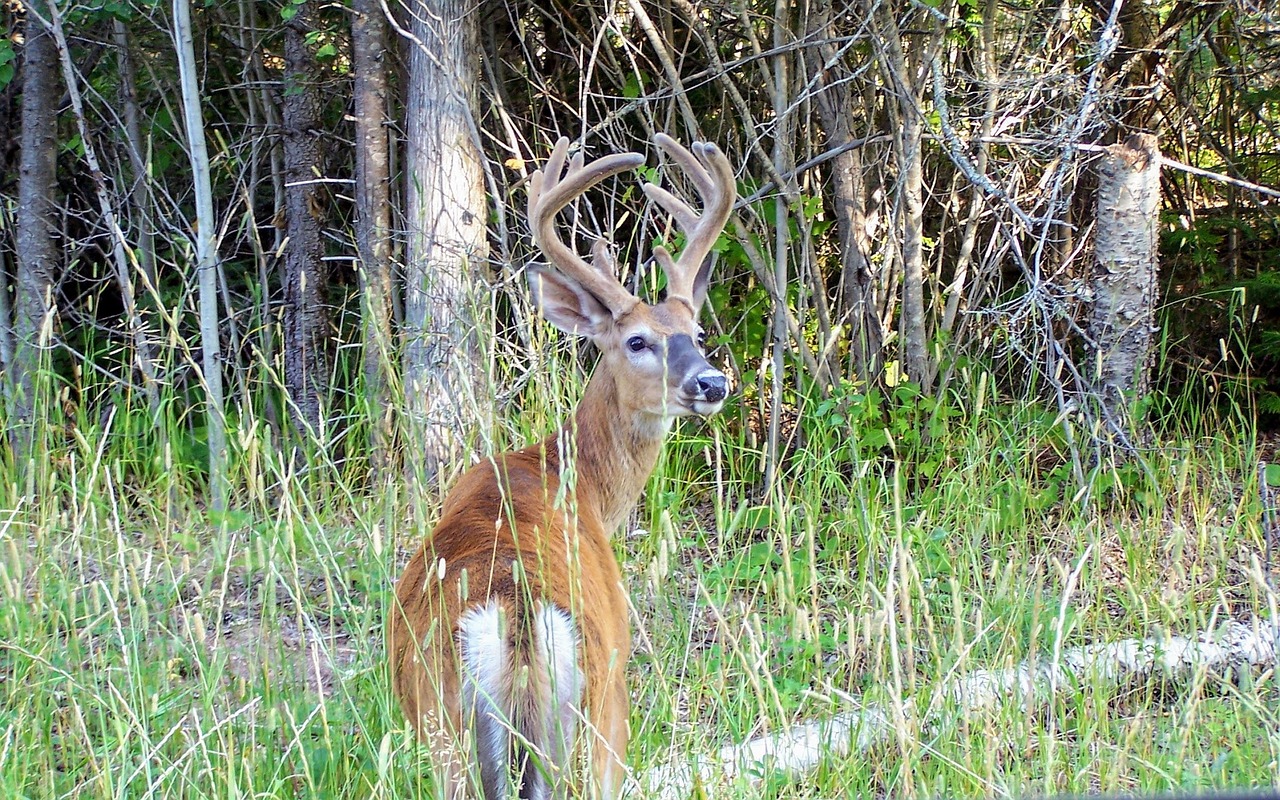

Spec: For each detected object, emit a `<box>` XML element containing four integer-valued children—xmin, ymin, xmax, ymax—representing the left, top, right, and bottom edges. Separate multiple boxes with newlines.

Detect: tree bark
<box><xmin>281</xmin><ymin>4</ymin><xmax>329</xmax><ymax>437</ymax></box>
<box><xmin>113</xmin><ymin>19</ymin><xmax>157</xmax><ymax>293</ymax></box>
<box><xmin>1086</xmin><ymin>133</ymin><xmax>1161</xmax><ymax>430</ymax></box>
<box><xmin>811</xmin><ymin>0</ymin><xmax>882</xmax><ymax>385</ymax></box>
<box><xmin>174</xmin><ymin>0</ymin><xmax>228</xmax><ymax>510</ymax></box>
<box><xmin>402</xmin><ymin>0</ymin><xmax>489</xmax><ymax>481</ymax></box>
<box><xmin>766</xmin><ymin>0</ymin><xmax>794</xmax><ymax>494</ymax></box>
<box><xmin>352</xmin><ymin>0</ymin><xmax>397</xmax><ymax>479</ymax></box>
<box><xmin>872</xmin><ymin>0</ymin><xmax>937</xmax><ymax>393</ymax></box>
<box><xmin>12</xmin><ymin>10</ymin><xmax>59</xmax><ymax>459</ymax></box>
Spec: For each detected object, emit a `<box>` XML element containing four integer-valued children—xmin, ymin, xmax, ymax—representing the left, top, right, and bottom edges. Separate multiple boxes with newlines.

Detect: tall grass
<box><xmin>0</xmin><ymin>347</ymin><xmax>1276</xmax><ymax>798</ymax></box>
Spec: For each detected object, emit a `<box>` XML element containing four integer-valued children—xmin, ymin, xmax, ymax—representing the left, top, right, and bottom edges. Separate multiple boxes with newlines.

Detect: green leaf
<box><xmin>1265</xmin><ymin>463</ymin><xmax>1280</xmax><ymax>488</ymax></box>
<box><xmin>623</xmin><ymin>73</ymin><xmax>644</xmax><ymax>100</ymax></box>
<box><xmin>739</xmin><ymin>506</ymin><xmax>776</xmax><ymax>531</ymax></box>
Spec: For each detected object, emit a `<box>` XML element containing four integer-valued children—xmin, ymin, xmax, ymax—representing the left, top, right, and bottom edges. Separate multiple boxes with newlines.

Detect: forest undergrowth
<box><xmin>0</xmin><ymin>362</ymin><xmax>1276</xmax><ymax>799</ymax></box>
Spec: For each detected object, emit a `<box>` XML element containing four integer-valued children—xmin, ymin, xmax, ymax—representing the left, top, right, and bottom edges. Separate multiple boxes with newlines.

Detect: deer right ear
<box><xmin>527</xmin><ymin>266</ymin><xmax>612</xmax><ymax>338</ymax></box>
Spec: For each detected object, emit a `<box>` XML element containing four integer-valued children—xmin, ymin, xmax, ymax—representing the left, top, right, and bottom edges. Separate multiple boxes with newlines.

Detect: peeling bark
<box><xmin>1086</xmin><ymin>133</ymin><xmax>1161</xmax><ymax>428</ymax></box>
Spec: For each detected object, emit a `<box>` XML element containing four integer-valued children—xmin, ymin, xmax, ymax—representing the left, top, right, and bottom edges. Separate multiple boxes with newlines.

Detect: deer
<box><xmin>387</xmin><ymin>133</ymin><xmax>736</xmax><ymax>800</ymax></box>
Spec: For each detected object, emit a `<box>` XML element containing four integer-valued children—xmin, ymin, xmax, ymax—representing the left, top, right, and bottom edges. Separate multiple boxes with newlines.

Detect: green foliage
<box><xmin>1159</xmin><ymin>210</ymin><xmax>1280</xmax><ymax>418</ymax></box>
<box><xmin>0</xmin><ymin>40</ymin><xmax>14</xmax><ymax>91</ymax></box>
<box><xmin>281</xmin><ymin>0</ymin><xmax>307</xmax><ymax>21</ymax></box>
<box><xmin>623</xmin><ymin>72</ymin><xmax>645</xmax><ymax>100</ymax></box>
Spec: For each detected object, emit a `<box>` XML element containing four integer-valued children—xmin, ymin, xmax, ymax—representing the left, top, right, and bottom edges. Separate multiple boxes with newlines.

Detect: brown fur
<box><xmin>388</xmin><ymin>135</ymin><xmax>734</xmax><ymax>800</ymax></box>
<box><xmin>388</xmin><ymin>357</ymin><xmax>669</xmax><ymax>798</ymax></box>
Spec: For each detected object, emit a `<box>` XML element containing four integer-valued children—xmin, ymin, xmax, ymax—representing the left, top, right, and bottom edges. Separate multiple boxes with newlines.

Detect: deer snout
<box><xmin>697</xmin><ymin>373</ymin><xmax>728</xmax><ymax>402</ymax></box>
<box><xmin>683</xmin><ymin>369</ymin><xmax>728</xmax><ymax>403</ymax></box>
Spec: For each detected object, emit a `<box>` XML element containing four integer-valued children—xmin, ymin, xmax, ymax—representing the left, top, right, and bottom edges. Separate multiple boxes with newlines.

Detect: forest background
<box><xmin>1</xmin><ymin>0</ymin><xmax>1279</xmax><ymax>797</ymax></box>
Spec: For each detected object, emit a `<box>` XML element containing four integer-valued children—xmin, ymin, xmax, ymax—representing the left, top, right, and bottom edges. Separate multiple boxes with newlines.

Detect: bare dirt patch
<box><xmin>178</xmin><ymin>565</ymin><xmax>369</xmax><ymax>698</ymax></box>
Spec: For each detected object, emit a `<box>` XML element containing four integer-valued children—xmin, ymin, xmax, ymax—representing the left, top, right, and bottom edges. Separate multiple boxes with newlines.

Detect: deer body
<box><xmin>388</xmin><ymin>135</ymin><xmax>735</xmax><ymax>799</ymax></box>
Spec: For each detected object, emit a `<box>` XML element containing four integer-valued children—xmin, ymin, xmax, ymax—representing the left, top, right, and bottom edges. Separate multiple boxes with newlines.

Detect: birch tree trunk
<box><xmin>403</xmin><ymin>0</ymin><xmax>489</xmax><ymax>481</ymax></box>
<box><xmin>352</xmin><ymin>0</ymin><xmax>397</xmax><ymax>478</ymax></box>
<box><xmin>281</xmin><ymin>5</ymin><xmax>329</xmax><ymax>437</ymax></box>
<box><xmin>1086</xmin><ymin>133</ymin><xmax>1161</xmax><ymax>431</ymax></box>
<box><xmin>12</xmin><ymin>10</ymin><xmax>59</xmax><ymax>460</ymax></box>
<box><xmin>174</xmin><ymin>0</ymin><xmax>228</xmax><ymax>510</ymax></box>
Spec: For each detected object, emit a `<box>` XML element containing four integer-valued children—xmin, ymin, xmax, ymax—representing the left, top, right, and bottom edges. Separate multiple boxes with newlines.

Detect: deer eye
<box><xmin>627</xmin><ymin>336</ymin><xmax>648</xmax><ymax>353</ymax></box>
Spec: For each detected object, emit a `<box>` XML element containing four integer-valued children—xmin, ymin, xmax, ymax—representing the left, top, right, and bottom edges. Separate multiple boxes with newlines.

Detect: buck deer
<box><xmin>387</xmin><ymin>134</ymin><xmax>736</xmax><ymax>799</ymax></box>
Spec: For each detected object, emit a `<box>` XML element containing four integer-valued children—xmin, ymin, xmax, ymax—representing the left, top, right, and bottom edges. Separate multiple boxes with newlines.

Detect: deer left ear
<box><xmin>527</xmin><ymin>266</ymin><xmax>612</xmax><ymax>338</ymax></box>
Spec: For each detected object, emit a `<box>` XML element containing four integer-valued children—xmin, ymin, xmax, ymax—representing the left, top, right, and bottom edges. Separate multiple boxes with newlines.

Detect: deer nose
<box><xmin>697</xmin><ymin>374</ymin><xmax>727</xmax><ymax>402</ymax></box>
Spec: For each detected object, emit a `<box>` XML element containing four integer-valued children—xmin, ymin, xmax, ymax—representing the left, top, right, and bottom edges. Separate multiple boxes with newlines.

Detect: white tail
<box><xmin>388</xmin><ymin>134</ymin><xmax>737</xmax><ymax>799</ymax></box>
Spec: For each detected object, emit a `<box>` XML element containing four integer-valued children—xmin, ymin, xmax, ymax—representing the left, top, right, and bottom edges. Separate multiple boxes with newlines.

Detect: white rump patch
<box><xmin>458</xmin><ymin>600</ymin><xmax>510</xmax><ymax>795</ymax></box>
<box><xmin>457</xmin><ymin>601</ymin><xmax>585</xmax><ymax>799</ymax></box>
<box><xmin>534</xmin><ymin>602</ymin><xmax>584</xmax><ymax>768</ymax></box>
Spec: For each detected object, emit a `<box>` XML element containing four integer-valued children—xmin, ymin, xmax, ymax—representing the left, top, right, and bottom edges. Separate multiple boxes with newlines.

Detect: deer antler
<box><xmin>642</xmin><ymin>133</ymin><xmax>736</xmax><ymax>310</ymax></box>
<box><xmin>528</xmin><ymin>137</ymin><xmax>645</xmax><ymax>316</ymax></box>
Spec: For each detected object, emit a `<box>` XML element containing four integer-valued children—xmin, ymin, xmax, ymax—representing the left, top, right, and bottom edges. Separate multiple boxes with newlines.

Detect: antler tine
<box><xmin>528</xmin><ymin>137</ymin><xmax>645</xmax><ymax>315</ymax></box>
<box><xmin>642</xmin><ymin>133</ymin><xmax>736</xmax><ymax>309</ymax></box>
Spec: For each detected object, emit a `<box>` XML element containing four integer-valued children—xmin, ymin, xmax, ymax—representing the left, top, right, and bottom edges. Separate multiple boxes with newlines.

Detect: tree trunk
<box><xmin>1113</xmin><ymin>0</ymin><xmax>1160</xmax><ymax>132</ymax></box>
<box><xmin>281</xmin><ymin>5</ymin><xmax>329</xmax><ymax>437</ymax></box>
<box><xmin>174</xmin><ymin>0</ymin><xmax>228</xmax><ymax>510</ymax></box>
<box><xmin>12</xmin><ymin>10</ymin><xmax>59</xmax><ymax>460</ymax></box>
<box><xmin>1086</xmin><ymin>133</ymin><xmax>1161</xmax><ymax>431</ymax></box>
<box><xmin>811</xmin><ymin>0</ymin><xmax>882</xmax><ymax>385</ymax></box>
<box><xmin>875</xmin><ymin>1</ymin><xmax>934</xmax><ymax>392</ymax></box>
<box><xmin>402</xmin><ymin>0</ymin><xmax>489</xmax><ymax>481</ymax></box>
<box><xmin>352</xmin><ymin>0</ymin><xmax>397</xmax><ymax>479</ymax></box>
<box><xmin>765</xmin><ymin>0</ymin><xmax>793</xmax><ymax>494</ymax></box>
<box><xmin>113</xmin><ymin>19</ymin><xmax>157</xmax><ymax>293</ymax></box>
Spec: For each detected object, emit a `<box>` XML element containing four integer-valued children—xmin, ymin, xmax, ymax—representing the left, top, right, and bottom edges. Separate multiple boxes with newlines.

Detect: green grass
<box><xmin>0</xmin><ymin>364</ymin><xmax>1277</xmax><ymax>799</ymax></box>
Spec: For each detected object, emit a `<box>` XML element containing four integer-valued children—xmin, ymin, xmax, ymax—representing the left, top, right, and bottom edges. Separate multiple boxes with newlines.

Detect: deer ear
<box><xmin>527</xmin><ymin>266</ymin><xmax>612</xmax><ymax>338</ymax></box>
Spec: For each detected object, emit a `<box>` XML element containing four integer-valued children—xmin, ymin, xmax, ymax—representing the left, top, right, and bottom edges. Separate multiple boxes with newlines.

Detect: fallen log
<box><xmin>636</xmin><ymin>617</ymin><xmax>1279</xmax><ymax>798</ymax></box>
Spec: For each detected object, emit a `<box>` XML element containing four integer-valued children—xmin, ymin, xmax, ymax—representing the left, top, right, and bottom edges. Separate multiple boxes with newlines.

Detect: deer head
<box><xmin>526</xmin><ymin>134</ymin><xmax>736</xmax><ymax>421</ymax></box>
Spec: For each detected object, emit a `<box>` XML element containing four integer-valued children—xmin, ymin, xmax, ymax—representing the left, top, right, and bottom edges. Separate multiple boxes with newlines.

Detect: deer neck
<box><xmin>552</xmin><ymin>365</ymin><xmax>670</xmax><ymax>535</ymax></box>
